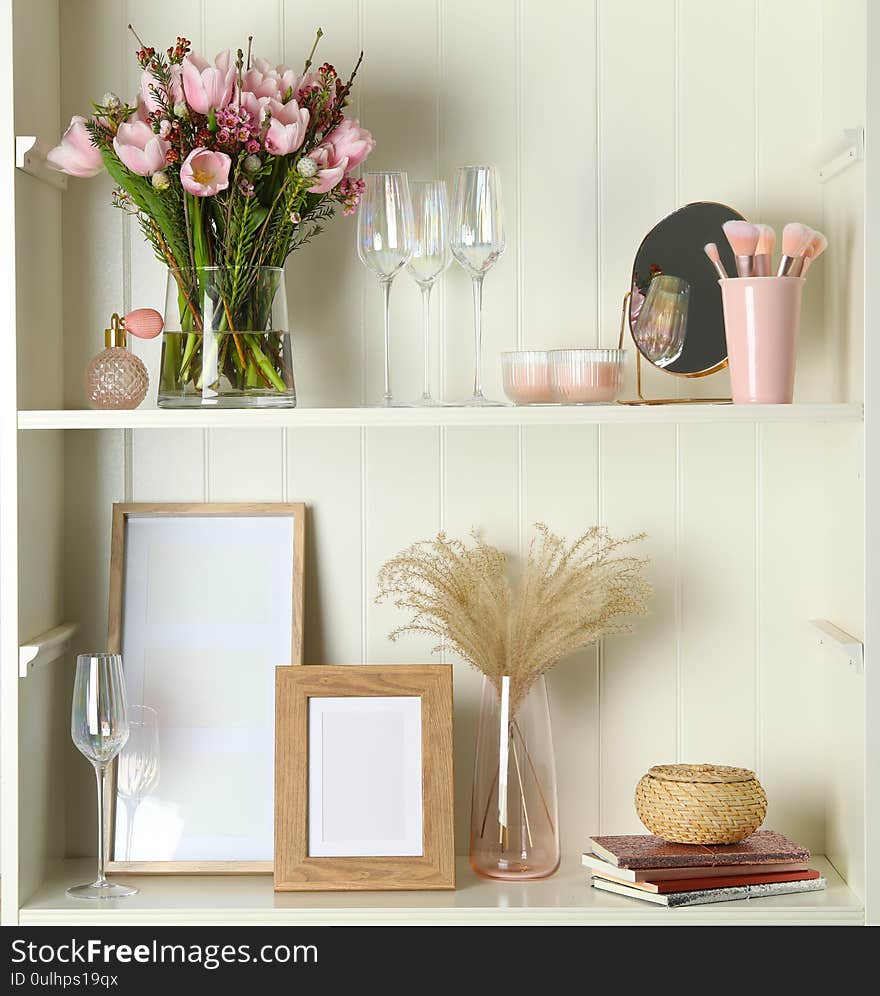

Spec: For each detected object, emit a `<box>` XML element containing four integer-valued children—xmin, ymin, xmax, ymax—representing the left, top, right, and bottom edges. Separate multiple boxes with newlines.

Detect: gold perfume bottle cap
<box><xmin>104</xmin><ymin>313</ymin><xmax>127</xmax><ymax>348</ymax></box>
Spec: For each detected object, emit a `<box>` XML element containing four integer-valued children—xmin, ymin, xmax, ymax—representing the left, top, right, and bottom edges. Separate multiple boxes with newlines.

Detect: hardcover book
<box><xmin>581</xmin><ymin>852</ymin><xmax>810</xmax><ymax>883</ymax></box>
<box><xmin>591</xmin><ymin>875</ymin><xmax>826</xmax><ymax>907</ymax></box>
<box><xmin>591</xmin><ymin>868</ymin><xmax>821</xmax><ymax>894</ymax></box>
<box><xmin>587</xmin><ymin>830</ymin><xmax>810</xmax><ymax>870</ymax></box>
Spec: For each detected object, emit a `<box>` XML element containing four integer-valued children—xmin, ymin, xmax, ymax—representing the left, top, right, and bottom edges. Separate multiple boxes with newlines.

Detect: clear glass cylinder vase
<box><xmin>158</xmin><ymin>266</ymin><xmax>295</xmax><ymax>408</ymax></box>
<box><xmin>470</xmin><ymin>675</ymin><xmax>560</xmax><ymax>880</ymax></box>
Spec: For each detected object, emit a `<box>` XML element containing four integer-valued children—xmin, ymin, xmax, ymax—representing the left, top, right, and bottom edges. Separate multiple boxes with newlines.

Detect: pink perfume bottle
<box><xmin>86</xmin><ymin>313</ymin><xmax>149</xmax><ymax>409</ymax></box>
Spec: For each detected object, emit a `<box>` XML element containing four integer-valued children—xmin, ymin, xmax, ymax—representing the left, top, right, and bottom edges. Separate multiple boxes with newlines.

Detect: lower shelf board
<box><xmin>20</xmin><ymin>855</ymin><xmax>863</xmax><ymax>926</ymax></box>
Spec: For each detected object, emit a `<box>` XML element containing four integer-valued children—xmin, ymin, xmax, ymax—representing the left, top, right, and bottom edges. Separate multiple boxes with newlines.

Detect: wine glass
<box><xmin>633</xmin><ymin>274</ymin><xmax>689</xmax><ymax>368</ymax></box>
<box><xmin>357</xmin><ymin>171</ymin><xmax>415</xmax><ymax>407</ymax></box>
<box><xmin>450</xmin><ymin>165</ymin><xmax>507</xmax><ymax>406</ymax></box>
<box><xmin>407</xmin><ymin>180</ymin><xmax>451</xmax><ymax>405</ymax></box>
<box><xmin>116</xmin><ymin>704</ymin><xmax>160</xmax><ymax>862</ymax></box>
<box><xmin>67</xmin><ymin>653</ymin><xmax>138</xmax><ymax>899</ymax></box>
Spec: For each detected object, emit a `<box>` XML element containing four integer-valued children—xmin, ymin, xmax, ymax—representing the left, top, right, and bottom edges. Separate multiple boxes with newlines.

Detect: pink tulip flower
<box><xmin>243</xmin><ymin>58</ymin><xmax>296</xmax><ymax>100</ymax></box>
<box><xmin>46</xmin><ymin>115</ymin><xmax>104</xmax><ymax>178</ymax></box>
<box><xmin>182</xmin><ymin>50</ymin><xmax>235</xmax><ymax>115</ymax></box>
<box><xmin>239</xmin><ymin>89</ymin><xmax>272</xmax><ymax>126</ymax></box>
<box><xmin>180</xmin><ymin>148</ymin><xmax>231</xmax><ymax>196</ymax></box>
<box><xmin>113</xmin><ymin>120</ymin><xmax>171</xmax><ymax>176</ymax></box>
<box><xmin>140</xmin><ymin>63</ymin><xmax>184</xmax><ymax>115</ymax></box>
<box><xmin>306</xmin><ymin>144</ymin><xmax>348</xmax><ymax>194</ymax></box>
<box><xmin>324</xmin><ymin>118</ymin><xmax>375</xmax><ymax>171</ymax></box>
<box><xmin>264</xmin><ymin>99</ymin><xmax>310</xmax><ymax>156</ymax></box>
<box><xmin>133</xmin><ymin>95</ymin><xmax>152</xmax><ymax>123</ymax></box>
<box><xmin>306</xmin><ymin>119</ymin><xmax>375</xmax><ymax>193</ymax></box>
<box><xmin>241</xmin><ymin>59</ymin><xmax>278</xmax><ymax>98</ymax></box>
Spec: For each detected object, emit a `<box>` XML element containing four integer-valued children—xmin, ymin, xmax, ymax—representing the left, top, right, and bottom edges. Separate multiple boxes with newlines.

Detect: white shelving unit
<box><xmin>2</xmin><ymin>0</ymin><xmax>876</xmax><ymax>929</ymax></box>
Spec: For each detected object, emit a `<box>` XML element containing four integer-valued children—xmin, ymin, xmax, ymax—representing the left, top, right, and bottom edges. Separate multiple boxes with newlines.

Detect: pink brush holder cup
<box><xmin>720</xmin><ymin>276</ymin><xmax>804</xmax><ymax>404</ymax></box>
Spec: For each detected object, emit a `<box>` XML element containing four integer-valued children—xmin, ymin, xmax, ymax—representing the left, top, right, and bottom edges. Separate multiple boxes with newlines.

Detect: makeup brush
<box><xmin>776</xmin><ymin>223</ymin><xmax>813</xmax><ymax>276</ymax></box>
<box><xmin>754</xmin><ymin>224</ymin><xmax>776</xmax><ymax>277</ymax></box>
<box><xmin>722</xmin><ymin>220</ymin><xmax>760</xmax><ymax>277</ymax></box>
<box><xmin>703</xmin><ymin>242</ymin><xmax>729</xmax><ymax>279</ymax></box>
<box><xmin>799</xmin><ymin>230</ymin><xmax>828</xmax><ymax>275</ymax></box>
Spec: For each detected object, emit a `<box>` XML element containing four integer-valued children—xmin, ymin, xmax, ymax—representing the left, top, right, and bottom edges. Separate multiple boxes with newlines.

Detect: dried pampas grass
<box><xmin>376</xmin><ymin>524</ymin><xmax>652</xmax><ymax>712</ymax></box>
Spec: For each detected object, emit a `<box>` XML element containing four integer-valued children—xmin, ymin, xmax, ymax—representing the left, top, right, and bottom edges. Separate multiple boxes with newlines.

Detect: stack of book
<box><xmin>583</xmin><ymin>830</ymin><xmax>825</xmax><ymax>907</ymax></box>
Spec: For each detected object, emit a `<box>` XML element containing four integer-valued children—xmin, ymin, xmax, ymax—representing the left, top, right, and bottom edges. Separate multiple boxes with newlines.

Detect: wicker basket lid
<box><xmin>647</xmin><ymin>763</ymin><xmax>756</xmax><ymax>784</ymax></box>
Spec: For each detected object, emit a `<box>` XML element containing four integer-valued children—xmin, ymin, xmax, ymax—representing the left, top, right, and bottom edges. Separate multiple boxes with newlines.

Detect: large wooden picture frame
<box><xmin>106</xmin><ymin>502</ymin><xmax>306</xmax><ymax>874</ymax></box>
<box><xmin>275</xmin><ymin>665</ymin><xmax>455</xmax><ymax>891</ymax></box>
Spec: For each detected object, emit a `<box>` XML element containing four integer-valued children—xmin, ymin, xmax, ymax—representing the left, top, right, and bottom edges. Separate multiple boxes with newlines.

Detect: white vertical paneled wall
<box><xmin>30</xmin><ymin>0</ymin><xmax>863</xmax><ymax>864</ymax></box>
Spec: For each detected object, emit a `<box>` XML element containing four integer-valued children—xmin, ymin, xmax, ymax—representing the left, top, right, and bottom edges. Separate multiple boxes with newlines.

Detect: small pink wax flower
<box><xmin>180</xmin><ymin>147</ymin><xmax>232</xmax><ymax>196</ymax></box>
<box><xmin>339</xmin><ymin>176</ymin><xmax>365</xmax><ymax>215</ymax></box>
<box><xmin>113</xmin><ymin>120</ymin><xmax>171</xmax><ymax>176</ymax></box>
<box><xmin>264</xmin><ymin>99</ymin><xmax>310</xmax><ymax>156</ymax></box>
<box><xmin>46</xmin><ymin>115</ymin><xmax>104</xmax><ymax>177</ymax></box>
<box><xmin>181</xmin><ymin>50</ymin><xmax>235</xmax><ymax>115</ymax></box>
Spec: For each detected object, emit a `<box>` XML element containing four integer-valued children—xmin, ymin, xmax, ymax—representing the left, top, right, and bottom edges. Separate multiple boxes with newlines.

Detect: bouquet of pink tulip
<box><xmin>48</xmin><ymin>27</ymin><xmax>373</xmax><ymax>403</ymax></box>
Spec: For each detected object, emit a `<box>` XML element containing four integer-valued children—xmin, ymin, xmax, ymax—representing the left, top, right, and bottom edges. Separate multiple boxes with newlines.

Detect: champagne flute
<box><xmin>67</xmin><ymin>653</ymin><xmax>137</xmax><ymax>899</ymax></box>
<box><xmin>357</xmin><ymin>171</ymin><xmax>415</xmax><ymax>407</ymax></box>
<box><xmin>116</xmin><ymin>704</ymin><xmax>160</xmax><ymax>862</ymax></box>
<box><xmin>450</xmin><ymin>165</ymin><xmax>507</xmax><ymax>406</ymax></box>
<box><xmin>407</xmin><ymin>180</ymin><xmax>451</xmax><ymax>405</ymax></box>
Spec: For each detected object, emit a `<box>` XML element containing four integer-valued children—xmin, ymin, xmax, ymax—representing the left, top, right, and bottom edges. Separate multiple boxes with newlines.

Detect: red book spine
<box><xmin>648</xmin><ymin>869</ymin><xmax>820</xmax><ymax>894</ymax></box>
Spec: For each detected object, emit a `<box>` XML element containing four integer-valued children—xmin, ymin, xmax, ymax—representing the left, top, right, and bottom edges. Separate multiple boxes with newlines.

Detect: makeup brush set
<box><xmin>704</xmin><ymin>222</ymin><xmax>827</xmax><ymax>280</ymax></box>
<box><xmin>706</xmin><ymin>220</ymin><xmax>828</xmax><ymax>404</ymax></box>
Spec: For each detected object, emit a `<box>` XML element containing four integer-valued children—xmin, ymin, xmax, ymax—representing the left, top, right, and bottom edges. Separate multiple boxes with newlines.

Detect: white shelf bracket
<box><xmin>19</xmin><ymin>622</ymin><xmax>79</xmax><ymax>678</ymax></box>
<box><xmin>818</xmin><ymin>128</ymin><xmax>864</xmax><ymax>183</ymax></box>
<box><xmin>811</xmin><ymin>619</ymin><xmax>863</xmax><ymax>674</ymax></box>
<box><xmin>15</xmin><ymin>135</ymin><xmax>67</xmax><ymax>191</ymax></box>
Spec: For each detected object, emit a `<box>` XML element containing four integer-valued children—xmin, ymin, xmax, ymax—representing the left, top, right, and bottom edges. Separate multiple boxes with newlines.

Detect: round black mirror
<box><xmin>630</xmin><ymin>202</ymin><xmax>745</xmax><ymax>376</ymax></box>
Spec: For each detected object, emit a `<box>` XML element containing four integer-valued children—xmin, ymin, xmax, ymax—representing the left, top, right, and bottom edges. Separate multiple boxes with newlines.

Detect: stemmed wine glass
<box><xmin>451</xmin><ymin>165</ymin><xmax>507</xmax><ymax>406</ymax></box>
<box><xmin>67</xmin><ymin>653</ymin><xmax>138</xmax><ymax>899</ymax></box>
<box><xmin>116</xmin><ymin>704</ymin><xmax>160</xmax><ymax>862</ymax></box>
<box><xmin>357</xmin><ymin>171</ymin><xmax>415</xmax><ymax>407</ymax></box>
<box><xmin>407</xmin><ymin>180</ymin><xmax>451</xmax><ymax>405</ymax></box>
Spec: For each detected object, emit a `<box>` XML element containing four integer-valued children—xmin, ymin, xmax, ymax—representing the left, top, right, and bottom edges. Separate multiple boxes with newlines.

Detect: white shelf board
<box><xmin>20</xmin><ymin>856</ymin><xmax>862</xmax><ymax>926</ymax></box>
<box><xmin>16</xmin><ymin>403</ymin><xmax>864</xmax><ymax>430</ymax></box>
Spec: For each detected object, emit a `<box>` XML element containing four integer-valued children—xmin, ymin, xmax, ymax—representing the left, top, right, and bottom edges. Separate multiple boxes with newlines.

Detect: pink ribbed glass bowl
<box><xmin>550</xmin><ymin>349</ymin><xmax>625</xmax><ymax>404</ymax></box>
<box><xmin>501</xmin><ymin>350</ymin><xmax>555</xmax><ymax>405</ymax></box>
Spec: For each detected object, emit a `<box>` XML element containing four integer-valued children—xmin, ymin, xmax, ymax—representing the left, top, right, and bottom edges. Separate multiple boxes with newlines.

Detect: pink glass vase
<box><xmin>470</xmin><ymin>675</ymin><xmax>560</xmax><ymax>880</ymax></box>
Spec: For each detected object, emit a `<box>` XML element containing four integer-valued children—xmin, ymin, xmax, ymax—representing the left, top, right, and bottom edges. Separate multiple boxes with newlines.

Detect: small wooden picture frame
<box><xmin>274</xmin><ymin>665</ymin><xmax>455</xmax><ymax>891</ymax></box>
<box><xmin>106</xmin><ymin>502</ymin><xmax>306</xmax><ymax>874</ymax></box>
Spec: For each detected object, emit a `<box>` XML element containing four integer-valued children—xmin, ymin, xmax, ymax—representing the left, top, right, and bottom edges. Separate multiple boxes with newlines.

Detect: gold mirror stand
<box><xmin>615</xmin><ymin>292</ymin><xmax>732</xmax><ymax>406</ymax></box>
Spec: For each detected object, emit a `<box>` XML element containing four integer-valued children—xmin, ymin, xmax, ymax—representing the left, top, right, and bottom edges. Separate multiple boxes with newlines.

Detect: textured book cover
<box><xmin>581</xmin><ymin>852</ymin><xmax>810</xmax><ymax>882</ymax></box>
<box><xmin>592</xmin><ymin>876</ymin><xmax>827</xmax><ymax>907</ymax></box>
<box><xmin>591</xmin><ymin>868</ymin><xmax>821</xmax><ymax>894</ymax></box>
<box><xmin>588</xmin><ymin>830</ymin><xmax>810</xmax><ymax>870</ymax></box>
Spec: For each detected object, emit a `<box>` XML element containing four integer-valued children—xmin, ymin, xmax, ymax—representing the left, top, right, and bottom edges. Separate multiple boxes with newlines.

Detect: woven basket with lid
<box><xmin>635</xmin><ymin>763</ymin><xmax>767</xmax><ymax>844</ymax></box>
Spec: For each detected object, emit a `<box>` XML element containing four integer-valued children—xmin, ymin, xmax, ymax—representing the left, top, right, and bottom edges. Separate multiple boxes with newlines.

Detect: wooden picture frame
<box><xmin>275</xmin><ymin>665</ymin><xmax>455</xmax><ymax>891</ymax></box>
<box><xmin>106</xmin><ymin>502</ymin><xmax>306</xmax><ymax>874</ymax></box>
